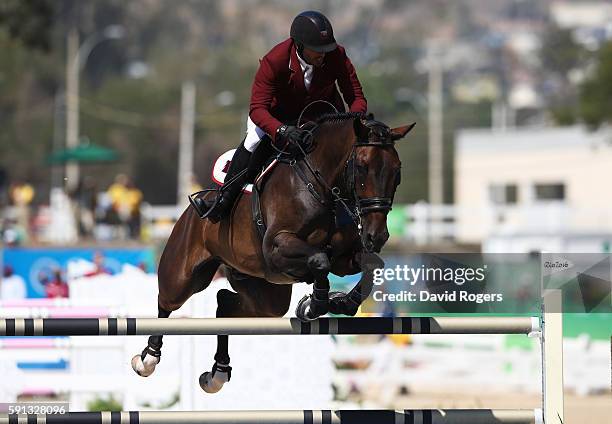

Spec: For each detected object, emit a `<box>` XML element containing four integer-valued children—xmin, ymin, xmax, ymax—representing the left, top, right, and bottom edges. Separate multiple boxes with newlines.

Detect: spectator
<box><xmin>1</xmin><ymin>219</ymin><xmax>23</xmax><ymax>246</ymax></box>
<box><xmin>108</xmin><ymin>174</ymin><xmax>128</xmax><ymax>213</ymax></box>
<box><xmin>74</xmin><ymin>176</ymin><xmax>98</xmax><ymax>238</ymax></box>
<box><xmin>9</xmin><ymin>181</ymin><xmax>34</xmax><ymax>206</ymax></box>
<box><xmin>107</xmin><ymin>174</ymin><xmax>144</xmax><ymax>239</ymax></box>
<box><xmin>83</xmin><ymin>251</ymin><xmax>112</xmax><ymax>277</ymax></box>
<box><xmin>45</xmin><ymin>269</ymin><xmax>69</xmax><ymax>298</ymax></box>
<box><xmin>1</xmin><ymin>265</ymin><xmax>27</xmax><ymax>299</ymax></box>
<box><xmin>9</xmin><ymin>180</ymin><xmax>34</xmax><ymax>242</ymax></box>
<box><xmin>125</xmin><ymin>181</ymin><xmax>143</xmax><ymax>239</ymax></box>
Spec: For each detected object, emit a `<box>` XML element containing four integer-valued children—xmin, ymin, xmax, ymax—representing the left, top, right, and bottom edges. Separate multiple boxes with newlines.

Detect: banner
<box><xmin>1</xmin><ymin>247</ymin><xmax>155</xmax><ymax>298</ymax></box>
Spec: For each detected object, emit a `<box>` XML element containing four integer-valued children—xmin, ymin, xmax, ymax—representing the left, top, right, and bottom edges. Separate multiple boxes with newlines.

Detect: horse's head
<box><xmin>348</xmin><ymin>116</ymin><xmax>414</xmax><ymax>253</ymax></box>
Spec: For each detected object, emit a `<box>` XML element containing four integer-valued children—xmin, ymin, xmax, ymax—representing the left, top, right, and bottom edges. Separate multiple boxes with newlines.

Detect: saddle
<box><xmin>208</xmin><ymin>120</ymin><xmax>349</xmax><ymax>240</ymax></box>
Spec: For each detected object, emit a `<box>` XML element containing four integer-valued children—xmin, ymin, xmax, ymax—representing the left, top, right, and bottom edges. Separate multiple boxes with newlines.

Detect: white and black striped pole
<box><xmin>0</xmin><ymin>317</ymin><xmax>539</xmax><ymax>337</ymax></box>
<box><xmin>0</xmin><ymin>409</ymin><xmax>542</xmax><ymax>424</ymax></box>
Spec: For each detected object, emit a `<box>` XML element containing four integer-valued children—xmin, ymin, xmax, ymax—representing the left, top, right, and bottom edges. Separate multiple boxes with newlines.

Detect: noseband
<box><xmin>345</xmin><ymin>119</ymin><xmax>396</xmax><ymax>217</ymax></box>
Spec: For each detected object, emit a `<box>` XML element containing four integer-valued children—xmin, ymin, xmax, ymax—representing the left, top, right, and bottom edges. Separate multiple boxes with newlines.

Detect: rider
<box><xmin>191</xmin><ymin>10</ymin><xmax>368</xmax><ymax>222</ymax></box>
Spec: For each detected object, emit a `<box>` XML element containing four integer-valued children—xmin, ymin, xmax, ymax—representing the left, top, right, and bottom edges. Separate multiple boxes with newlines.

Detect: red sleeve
<box><xmin>337</xmin><ymin>48</ymin><xmax>367</xmax><ymax>113</ymax></box>
<box><xmin>249</xmin><ymin>56</ymin><xmax>284</xmax><ymax>141</ymax></box>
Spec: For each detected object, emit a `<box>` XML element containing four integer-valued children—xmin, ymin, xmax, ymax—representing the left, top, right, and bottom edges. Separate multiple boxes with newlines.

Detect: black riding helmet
<box><xmin>290</xmin><ymin>10</ymin><xmax>337</xmax><ymax>53</ymax></box>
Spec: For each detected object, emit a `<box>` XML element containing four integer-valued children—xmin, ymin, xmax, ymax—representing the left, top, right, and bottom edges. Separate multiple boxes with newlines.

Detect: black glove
<box><xmin>275</xmin><ymin>125</ymin><xmax>311</xmax><ymax>154</ymax></box>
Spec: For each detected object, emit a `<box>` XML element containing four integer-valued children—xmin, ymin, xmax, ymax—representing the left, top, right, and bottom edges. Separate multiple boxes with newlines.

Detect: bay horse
<box><xmin>132</xmin><ymin>113</ymin><xmax>414</xmax><ymax>393</ymax></box>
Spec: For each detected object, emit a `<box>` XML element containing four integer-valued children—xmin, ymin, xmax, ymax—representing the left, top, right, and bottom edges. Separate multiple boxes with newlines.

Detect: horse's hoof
<box><xmin>199</xmin><ymin>366</ymin><xmax>231</xmax><ymax>394</ymax></box>
<box><xmin>296</xmin><ymin>294</ymin><xmax>329</xmax><ymax>322</ymax></box>
<box><xmin>296</xmin><ymin>295</ymin><xmax>318</xmax><ymax>322</ymax></box>
<box><xmin>329</xmin><ymin>291</ymin><xmax>359</xmax><ymax>316</ymax></box>
<box><xmin>296</xmin><ymin>295</ymin><xmax>312</xmax><ymax>322</ymax></box>
<box><xmin>131</xmin><ymin>353</ymin><xmax>158</xmax><ymax>377</ymax></box>
<box><xmin>199</xmin><ymin>372</ymin><xmax>222</xmax><ymax>393</ymax></box>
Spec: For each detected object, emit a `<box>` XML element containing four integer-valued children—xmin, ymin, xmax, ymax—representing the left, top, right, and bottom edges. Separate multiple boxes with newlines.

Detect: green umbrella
<box><xmin>48</xmin><ymin>140</ymin><xmax>118</xmax><ymax>164</ymax></box>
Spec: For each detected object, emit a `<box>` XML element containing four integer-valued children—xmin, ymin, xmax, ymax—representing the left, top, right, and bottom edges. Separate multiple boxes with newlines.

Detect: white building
<box><xmin>550</xmin><ymin>1</ymin><xmax>612</xmax><ymax>29</ymax></box>
<box><xmin>454</xmin><ymin>125</ymin><xmax>612</xmax><ymax>252</ymax></box>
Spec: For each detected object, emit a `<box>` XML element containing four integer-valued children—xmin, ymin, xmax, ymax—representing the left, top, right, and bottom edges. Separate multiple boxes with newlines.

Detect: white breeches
<box><xmin>243</xmin><ymin>116</ymin><xmax>268</xmax><ymax>152</ymax></box>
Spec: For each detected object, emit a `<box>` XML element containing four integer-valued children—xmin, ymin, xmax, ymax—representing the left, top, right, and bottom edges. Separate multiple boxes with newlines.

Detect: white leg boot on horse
<box><xmin>131</xmin><ymin>343</ymin><xmax>162</xmax><ymax>377</ymax></box>
<box><xmin>199</xmin><ymin>362</ymin><xmax>232</xmax><ymax>394</ymax></box>
<box><xmin>132</xmin><ymin>306</ymin><xmax>171</xmax><ymax>377</ymax></box>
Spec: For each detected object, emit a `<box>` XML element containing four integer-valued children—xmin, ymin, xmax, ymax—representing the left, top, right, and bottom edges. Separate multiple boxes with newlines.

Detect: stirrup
<box><xmin>188</xmin><ymin>188</ymin><xmax>220</xmax><ymax>220</ymax></box>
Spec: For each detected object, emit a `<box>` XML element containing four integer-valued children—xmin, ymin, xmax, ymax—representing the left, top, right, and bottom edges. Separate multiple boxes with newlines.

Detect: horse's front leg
<box><xmin>329</xmin><ymin>252</ymin><xmax>385</xmax><ymax>316</ymax></box>
<box><xmin>265</xmin><ymin>231</ymin><xmax>331</xmax><ymax>321</ymax></box>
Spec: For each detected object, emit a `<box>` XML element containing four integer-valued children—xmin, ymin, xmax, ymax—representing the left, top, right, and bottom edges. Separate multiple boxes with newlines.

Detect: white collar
<box><xmin>296</xmin><ymin>51</ymin><xmax>313</xmax><ymax>72</ymax></box>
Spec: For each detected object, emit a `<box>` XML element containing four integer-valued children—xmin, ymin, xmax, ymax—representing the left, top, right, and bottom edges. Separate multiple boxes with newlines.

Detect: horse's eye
<box><xmin>394</xmin><ymin>170</ymin><xmax>401</xmax><ymax>186</ymax></box>
<box><xmin>356</xmin><ymin>164</ymin><xmax>368</xmax><ymax>174</ymax></box>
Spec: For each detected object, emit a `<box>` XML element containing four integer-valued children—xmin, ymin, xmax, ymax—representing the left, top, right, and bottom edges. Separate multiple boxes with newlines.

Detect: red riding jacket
<box><xmin>249</xmin><ymin>38</ymin><xmax>367</xmax><ymax>143</ymax></box>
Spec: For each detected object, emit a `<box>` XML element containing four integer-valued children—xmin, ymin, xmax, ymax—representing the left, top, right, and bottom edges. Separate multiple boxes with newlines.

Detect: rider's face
<box><xmin>302</xmin><ymin>48</ymin><xmax>325</xmax><ymax>67</ymax></box>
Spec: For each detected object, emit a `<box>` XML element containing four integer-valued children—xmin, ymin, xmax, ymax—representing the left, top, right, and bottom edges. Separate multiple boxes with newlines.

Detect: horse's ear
<box><xmin>390</xmin><ymin>123</ymin><xmax>416</xmax><ymax>141</ymax></box>
<box><xmin>353</xmin><ymin>116</ymin><xmax>369</xmax><ymax>139</ymax></box>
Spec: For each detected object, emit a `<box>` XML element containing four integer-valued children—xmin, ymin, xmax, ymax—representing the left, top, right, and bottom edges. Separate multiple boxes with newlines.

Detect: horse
<box><xmin>132</xmin><ymin>112</ymin><xmax>414</xmax><ymax>393</ymax></box>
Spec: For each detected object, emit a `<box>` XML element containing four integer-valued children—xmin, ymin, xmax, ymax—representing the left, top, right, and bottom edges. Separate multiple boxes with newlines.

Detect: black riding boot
<box><xmin>192</xmin><ymin>143</ymin><xmax>252</xmax><ymax>222</ymax></box>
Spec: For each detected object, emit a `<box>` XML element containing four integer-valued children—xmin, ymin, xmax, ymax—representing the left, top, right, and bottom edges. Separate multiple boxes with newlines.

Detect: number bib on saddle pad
<box><xmin>211</xmin><ymin>149</ymin><xmax>278</xmax><ymax>193</ymax></box>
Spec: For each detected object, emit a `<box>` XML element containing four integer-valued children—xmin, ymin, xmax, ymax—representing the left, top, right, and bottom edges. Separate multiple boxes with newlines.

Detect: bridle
<box><xmin>345</xmin><ymin>119</ymin><xmax>397</xmax><ymax>218</ymax></box>
<box><xmin>282</xmin><ymin>115</ymin><xmax>399</xmax><ymax>249</ymax></box>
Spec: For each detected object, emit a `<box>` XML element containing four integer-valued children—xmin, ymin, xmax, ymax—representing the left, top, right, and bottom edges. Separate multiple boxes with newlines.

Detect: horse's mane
<box><xmin>311</xmin><ymin>112</ymin><xmax>366</xmax><ymax>143</ymax></box>
<box><xmin>315</xmin><ymin>111</ymin><xmax>365</xmax><ymax>125</ymax></box>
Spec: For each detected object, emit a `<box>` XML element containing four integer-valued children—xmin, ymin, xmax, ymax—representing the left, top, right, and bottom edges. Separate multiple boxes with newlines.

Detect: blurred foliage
<box><xmin>579</xmin><ymin>41</ymin><xmax>612</xmax><ymax>129</ymax></box>
<box><xmin>540</xmin><ymin>25</ymin><xmax>585</xmax><ymax>79</ymax></box>
<box><xmin>539</xmin><ymin>24</ymin><xmax>587</xmax><ymax>126</ymax></box>
<box><xmin>1</xmin><ymin>1</ymin><xmax>610</xmax><ymax>206</ymax></box>
<box><xmin>87</xmin><ymin>394</ymin><xmax>122</xmax><ymax>412</ymax></box>
<box><xmin>0</xmin><ymin>29</ymin><xmax>58</xmax><ymax>196</ymax></box>
<box><xmin>0</xmin><ymin>0</ymin><xmax>53</xmax><ymax>51</ymax></box>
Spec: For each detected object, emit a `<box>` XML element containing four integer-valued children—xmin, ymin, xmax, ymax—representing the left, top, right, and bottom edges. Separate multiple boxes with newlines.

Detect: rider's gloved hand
<box><xmin>275</xmin><ymin>124</ymin><xmax>312</xmax><ymax>154</ymax></box>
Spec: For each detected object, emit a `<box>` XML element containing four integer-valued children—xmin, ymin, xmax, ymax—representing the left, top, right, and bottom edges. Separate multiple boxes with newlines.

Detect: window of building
<box><xmin>534</xmin><ymin>183</ymin><xmax>565</xmax><ymax>201</ymax></box>
<box><xmin>489</xmin><ymin>184</ymin><xmax>518</xmax><ymax>205</ymax></box>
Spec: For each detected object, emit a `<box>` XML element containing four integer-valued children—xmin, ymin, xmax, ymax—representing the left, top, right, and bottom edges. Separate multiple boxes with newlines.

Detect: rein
<box><xmin>281</xmin><ymin>116</ymin><xmax>396</xmax><ymax>244</ymax></box>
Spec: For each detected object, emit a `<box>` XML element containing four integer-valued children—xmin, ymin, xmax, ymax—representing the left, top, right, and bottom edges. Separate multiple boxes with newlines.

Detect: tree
<box><xmin>0</xmin><ymin>0</ymin><xmax>53</xmax><ymax>51</ymax></box>
<box><xmin>579</xmin><ymin>42</ymin><xmax>612</xmax><ymax>128</ymax></box>
<box><xmin>539</xmin><ymin>24</ymin><xmax>587</xmax><ymax>126</ymax></box>
<box><xmin>540</xmin><ymin>24</ymin><xmax>585</xmax><ymax>80</ymax></box>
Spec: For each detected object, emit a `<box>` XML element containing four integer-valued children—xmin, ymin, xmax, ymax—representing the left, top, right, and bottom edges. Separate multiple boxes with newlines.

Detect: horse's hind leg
<box><xmin>131</xmin><ymin>303</ymin><xmax>172</xmax><ymax>377</ymax></box>
<box><xmin>132</xmin><ymin>218</ymin><xmax>220</xmax><ymax>377</ymax></box>
<box><xmin>199</xmin><ymin>288</ymin><xmax>236</xmax><ymax>393</ymax></box>
<box><xmin>200</xmin><ymin>270</ymin><xmax>292</xmax><ymax>393</ymax></box>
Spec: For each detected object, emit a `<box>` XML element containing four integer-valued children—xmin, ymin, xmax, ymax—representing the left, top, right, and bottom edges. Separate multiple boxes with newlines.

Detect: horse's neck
<box><xmin>310</xmin><ymin>123</ymin><xmax>353</xmax><ymax>185</ymax></box>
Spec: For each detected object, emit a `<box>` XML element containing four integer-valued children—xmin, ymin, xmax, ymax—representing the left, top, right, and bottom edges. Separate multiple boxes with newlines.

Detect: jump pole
<box><xmin>0</xmin><ymin>297</ymin><xmax>562</xmax><ymax>423</ymax></box>
<box><xmin>542</xmin><ymin>289</ymin><xmax>564</xmax><ymax>424</ymax></box>
<box><xmin>0</xmin><ymin>316</ymin><xmax>539</xmax><ymax>337</ymax></box>
<box><xmin>0</xmin><ymin>409</ymin><xmax>542</xmax><ymax>424</ymax></box>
